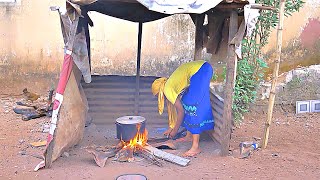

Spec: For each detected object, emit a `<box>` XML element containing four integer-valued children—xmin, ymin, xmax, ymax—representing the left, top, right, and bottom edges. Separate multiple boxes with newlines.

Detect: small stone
<box><xmin>42</xmin><ymin>124</ymin><xmax>50</xmax><ymax>133</ymax></box>
<box><xmin>19</xmin><ymin>139</ymin><xmax>25</xmax><ymax>144</ymax></box>
<box><xmin>272</xmin><ymin>153</ymin><xmax>279</xmax><ymax>157</ymax></box>
<box><xmin>63</xmin><ymin>152</ymin><xmax>69</xmax><ymax>157</ymax></box>
<box><xmin>18</xmin><ymin>151</ymin><xmax>26</xmax><ymax>155</ymax></box>
<box><xmin>4</xmin><ymin>110</ymin><xmax>9</xmax><ymax>113</ymax></box>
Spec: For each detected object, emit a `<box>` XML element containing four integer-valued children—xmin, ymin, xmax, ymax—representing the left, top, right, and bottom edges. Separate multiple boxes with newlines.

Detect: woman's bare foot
<box><xmin>183</xmin><ymin>147</ymin><xmax>201</xmax><ymax>157</ymax></box>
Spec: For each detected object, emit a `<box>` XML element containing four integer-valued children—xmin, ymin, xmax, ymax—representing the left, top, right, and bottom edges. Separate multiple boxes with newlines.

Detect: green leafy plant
<box><xmin>232</xmin><ymin>0</ymin><xmax>305</xmax><ymax>122</ymax></box>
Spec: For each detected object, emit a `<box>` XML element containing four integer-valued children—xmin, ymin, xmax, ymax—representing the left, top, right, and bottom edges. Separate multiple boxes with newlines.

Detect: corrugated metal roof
<box><xmin>82</xmin><ymin>75</ymin><xmax>168</xmax><ymax>125</ymax></box>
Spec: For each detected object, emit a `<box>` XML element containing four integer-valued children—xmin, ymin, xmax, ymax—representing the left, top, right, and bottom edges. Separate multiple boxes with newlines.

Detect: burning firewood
<box><xmin>115</xmin><ymin>147</ymin><xmax>134</xmax><ymax>162</ymax></box>
<box><xmin>86</xmin><ymin>125</ymin><xmax>190</xmax><ymax>167</ymax></box>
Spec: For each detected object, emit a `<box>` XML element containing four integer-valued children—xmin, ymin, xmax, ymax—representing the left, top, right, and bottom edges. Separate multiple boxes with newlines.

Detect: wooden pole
<box><xmin>135</xmin><ymin>22</ymin><xmax>143</xmax><ymax>115</ymax></box>
<box><xmin>262</xmin><ymin>0</ymin><xmax>286</xmax><ymax>149</ymax></box>
<box><xmin>194</xmin><ymin>14</ymin><xmax>205</xmax><ymax>60</ymax></box>
<box><xmin>221</xmin><ymin>10</ymin><xmax>238</xmax><ymax>156</ymax></box>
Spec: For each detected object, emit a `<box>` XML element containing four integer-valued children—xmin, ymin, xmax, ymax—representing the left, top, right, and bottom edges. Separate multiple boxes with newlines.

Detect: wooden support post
<box><xmin>194</xmin><ymin>14</ymin><xmax>205</xmax><ymax>60</ymax></box>
<box><xmin>221</xmin><ymin>10</ymin><xmax>238</xmax><ymax>156</ymax></box>
<box><xmin>135</xmin><ymin>22</ymin><xmax>143</xmax><ymax>115</ymax></box>
<box><xmin>207</xmin><ymin>11</ymin><xmax>225</xmax><ymax>54</ymax></box>
<box><xmin>262</xmin><ymin>0</ymin><xmax>286</xmax><ymax>149</ymax></box>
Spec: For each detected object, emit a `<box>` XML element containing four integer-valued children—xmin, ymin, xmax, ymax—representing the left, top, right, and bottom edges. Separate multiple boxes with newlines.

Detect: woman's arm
<box><xmin>169</xmin><ymin>98</ymin><xmax>184</xmax><ymax>138</ymax></box>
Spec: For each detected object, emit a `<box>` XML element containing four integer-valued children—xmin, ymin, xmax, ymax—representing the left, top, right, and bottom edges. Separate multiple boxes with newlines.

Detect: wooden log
<box><xmin>262</xmin><ymin>0</ymin><xmax>286</xmax><ymax>149</ymax></box>
<box><xmin>144</xmin><ymin>145</ymin><xmax>190</xmax><ymax>167</ymax></box>
<box><xmin>137</xmin><ymin>148</ymin><xmax>163</xmax><ymax>167</ymax></box>
<box><xmin>115</xmin><ymin>146</ymin><xmax>134</xmax><ymax>162</ymax></box>
<box><xmin>221</xmin><ymin>10</ymin><xmax>238</xmax><ymax>156</ymax></box>
<box><xmin>194</xmin><ymin>14</ymin><xmax>205</xmax><ymax>60</ymax></box>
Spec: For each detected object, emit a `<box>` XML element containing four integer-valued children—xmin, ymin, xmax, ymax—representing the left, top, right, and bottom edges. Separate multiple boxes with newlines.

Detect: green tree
<box><xmin>233</xmin><ymin>0</ymin><xmax>305</xmax><ymax>122</ymax></box>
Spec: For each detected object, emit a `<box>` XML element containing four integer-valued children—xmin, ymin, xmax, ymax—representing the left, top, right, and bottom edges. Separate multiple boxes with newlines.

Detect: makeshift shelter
<box><xmin>35</xmin><ymin>0</ymin><xmax>272</xmax><ymax>170</ymax></box>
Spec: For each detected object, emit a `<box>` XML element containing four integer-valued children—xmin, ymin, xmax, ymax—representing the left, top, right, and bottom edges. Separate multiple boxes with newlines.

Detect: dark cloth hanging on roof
<box><xmin>80</xmin><ymin>1</ymin><xmax>170</xmax><ymax>23</ymax></box>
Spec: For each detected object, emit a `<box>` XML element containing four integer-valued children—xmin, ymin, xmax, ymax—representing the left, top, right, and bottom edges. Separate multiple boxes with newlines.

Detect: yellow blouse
<box><xmin>164</xmin><ymin>60</ymin><xmax>205</xmax><ymax>104</ymax></box>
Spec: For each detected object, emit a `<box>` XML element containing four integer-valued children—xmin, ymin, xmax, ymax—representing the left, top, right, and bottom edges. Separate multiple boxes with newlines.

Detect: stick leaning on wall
<box><xmin>262</xmin><ymin>0</ymin><xmax>286</xmax><ymax>149</ymax></box>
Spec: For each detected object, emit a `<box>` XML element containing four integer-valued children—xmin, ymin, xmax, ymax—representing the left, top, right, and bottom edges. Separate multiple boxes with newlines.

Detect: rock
<box><xmin>4</xmin><ymin>110</ymin><xmax>9</xmax><ymax>113</ymax></box>
<box><xmin>18</xmin><ymin>139</ymin><xmax>25</xmax><ymax>144</ymax></box>
<box><xmin>272</xmin><ymin>153</ymin><xmax>279</xmax><ymax>157</ymax></box>
<box><xmin>18</xmin><ymin>151</ymin><xmax>26</xmax><ymax>155</ymax></box>
<box><xmin>285</xmin><ymin>71</ymin><xmax>293</xmax><ymax>83</ymax></box>
<box><xmin>63</xmin><ymin>152</ymin><xmax>70</xmax><ymax>157</ymax></box>
<box><xmin>42</xmin><ymin>124</ymin><xmax>50</xmax><ymax>133</ymax></box>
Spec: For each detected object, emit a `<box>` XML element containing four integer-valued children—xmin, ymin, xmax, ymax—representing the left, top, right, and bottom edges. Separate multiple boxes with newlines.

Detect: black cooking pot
<box><xmin>116</xmin><ymin>116</ymin><xmax>146</xmax><ymax>142</ymax></box>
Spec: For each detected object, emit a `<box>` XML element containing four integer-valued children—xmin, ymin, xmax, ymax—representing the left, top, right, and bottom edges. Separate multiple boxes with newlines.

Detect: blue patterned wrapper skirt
<box><xmin>181</xmin><ymin>62</ymin><xmax>214</xmax><ymax>134</ymax></box>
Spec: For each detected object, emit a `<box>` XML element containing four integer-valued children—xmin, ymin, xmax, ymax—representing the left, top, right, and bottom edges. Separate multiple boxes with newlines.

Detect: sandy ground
<box><xmin>0</xmin><ymin>84</ymin><xmax>319</xmax><ymax>180</ymax></box>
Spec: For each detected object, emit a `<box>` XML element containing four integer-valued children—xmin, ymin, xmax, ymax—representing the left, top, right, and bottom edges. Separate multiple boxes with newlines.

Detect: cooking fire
<box><xmin>85</xmin><ymin>116</ymin><xmax>190</xmax><ymax>168</ymax></box>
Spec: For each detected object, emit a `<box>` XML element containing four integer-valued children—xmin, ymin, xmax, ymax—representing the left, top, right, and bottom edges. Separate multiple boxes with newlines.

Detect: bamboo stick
<box><xmin>262</xmin><ymin>0</ymin><xmax>286</xmax><ymax>149</ymax></box>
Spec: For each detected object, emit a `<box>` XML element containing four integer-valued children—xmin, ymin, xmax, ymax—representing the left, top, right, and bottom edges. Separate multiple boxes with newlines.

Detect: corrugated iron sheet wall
<box><xmin>209</xmin><ymin>90</ymin><xmax>224</xmax><ymax>145</ymax></box>
<box><xmin>82</xmin><ymin>75</ymin><xmax>168</xmax><ymax>124</ymax></box>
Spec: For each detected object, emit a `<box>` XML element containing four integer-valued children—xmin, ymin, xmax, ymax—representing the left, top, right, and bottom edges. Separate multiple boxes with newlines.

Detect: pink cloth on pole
<box><xmin>56</xmin><ymin>54</ymin><xmax>74</xmax><ymax>94</ymax></box>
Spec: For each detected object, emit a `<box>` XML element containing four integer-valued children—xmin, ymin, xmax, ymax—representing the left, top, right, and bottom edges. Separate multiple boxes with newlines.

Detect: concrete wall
<box><xmin>0</xmin><ymin>0</ymin><xmax>195</xmax><ymax>80</ymax></box>
<box><xmin>89</xmin><ymin>13</ymin><xmax>195</xmax><ymax>77</ymax></box>
<box><xmin>0</xmin><ymin>0</ymin><xmax>65</xmax><ymax>78</ymax></box>
<box><xmin>263</xmin><ymin>0</ymin><xmax>320</xmax><ymax>76</ymax></box>
<box><xmin>0</xmin><ymin>0</ymin><xmax>319</xmax><ymax>82</ymax></box>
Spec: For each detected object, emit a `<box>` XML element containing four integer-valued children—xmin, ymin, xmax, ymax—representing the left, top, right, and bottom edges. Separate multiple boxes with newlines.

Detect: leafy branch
<box><xmin>232</xmin><ymin>0</ymin><xmax>305</xmax><ymax>122</ymax></box>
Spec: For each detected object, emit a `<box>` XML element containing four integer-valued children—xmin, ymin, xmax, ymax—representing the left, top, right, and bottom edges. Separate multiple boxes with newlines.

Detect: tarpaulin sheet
<box><xmin>137</xmin><ymin>0</ymin><xmax>223</xmax><ymax>14</ymax></box>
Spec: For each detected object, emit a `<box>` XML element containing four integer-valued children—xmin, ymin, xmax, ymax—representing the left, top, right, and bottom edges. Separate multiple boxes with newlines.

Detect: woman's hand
<box><xmin>163</xmin><ymin>128</ymin><xmax>173</xmax><ymax>136</ymax></box>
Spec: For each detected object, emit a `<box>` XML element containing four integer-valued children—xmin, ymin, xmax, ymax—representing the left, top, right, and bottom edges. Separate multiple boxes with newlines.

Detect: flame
<box><xmin>122</xmin><ymin>125</ymin><xmax>148</xmax><ymax>150</ymax></box>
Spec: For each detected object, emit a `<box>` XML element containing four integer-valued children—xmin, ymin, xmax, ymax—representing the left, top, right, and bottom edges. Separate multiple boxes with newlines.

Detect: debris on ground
<box><xmin>238</xmin><ymin>141</ymin><xmax>260</xmax><ymax>159</ymax></box>
<box><xmin>30</xmin><ymin>140</ymin><xmax>47</xmax><ymax>147</ymax></box>
<box><xmin>42</xmin><ymin>123</ymin><xmax>50</xmax><ymax>133</ymax></box>
<box><xmin>12</xmin><ymin>88</ymin><xmax>54</xmax><ymax>121</ymax></box>
<box><xmin>63</xmin><ymin>152</ymin><xmax>70</xmax><ymax>158</ymax></box>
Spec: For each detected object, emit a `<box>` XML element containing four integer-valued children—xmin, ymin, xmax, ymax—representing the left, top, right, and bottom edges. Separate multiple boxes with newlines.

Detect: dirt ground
<box><xmin>0</xmin><ymin>82</ymin><xmax>319</xmax><ymax>180</ymax></box>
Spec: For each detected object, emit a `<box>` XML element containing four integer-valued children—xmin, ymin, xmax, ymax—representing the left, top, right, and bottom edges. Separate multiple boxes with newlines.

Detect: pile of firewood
<box><xmin>85</xmin><ymin>142</ymin><xmax>190</xmax><ymax>168</ymax></box>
